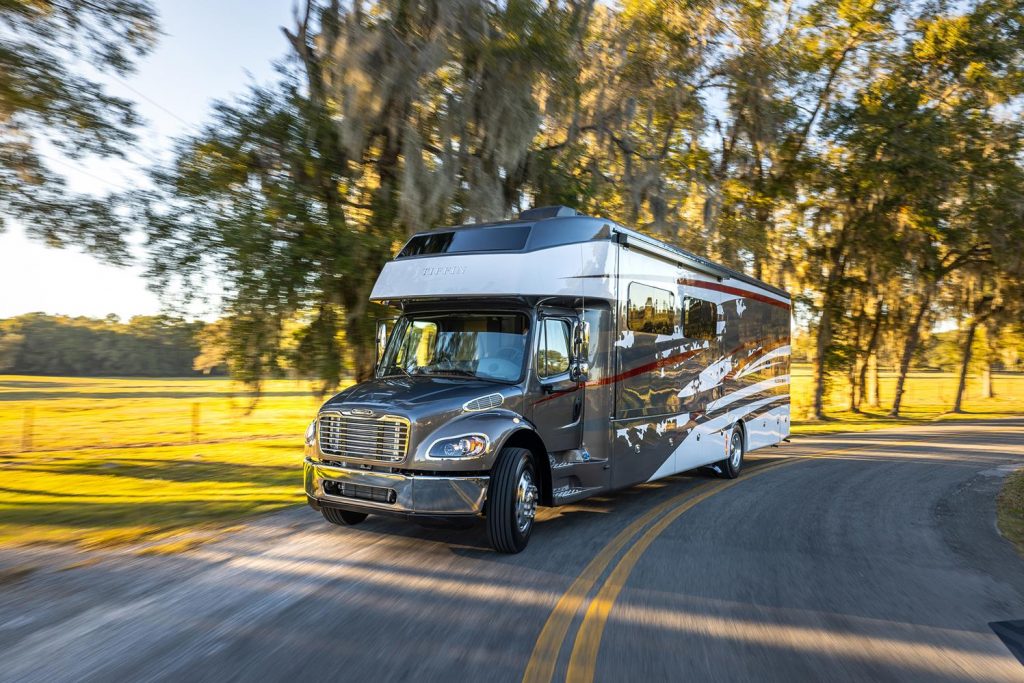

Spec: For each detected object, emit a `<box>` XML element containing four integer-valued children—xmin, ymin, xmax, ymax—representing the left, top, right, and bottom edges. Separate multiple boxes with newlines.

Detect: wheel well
<box><xmin>501</xmin><ymin>429</ymin><xmax>551</xmax><ymax>506</ymax></box>
<box><xmin>734</xmin><ymin>419</ymin><xmax>747</xmax><ymax>451</ymax></box>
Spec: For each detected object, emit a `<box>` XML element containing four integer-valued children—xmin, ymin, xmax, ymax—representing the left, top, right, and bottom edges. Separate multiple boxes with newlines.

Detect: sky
<box><xmin>0</xmin><ymin>0</ymin><xmax>295</xmax><ymax>321</ymax></box>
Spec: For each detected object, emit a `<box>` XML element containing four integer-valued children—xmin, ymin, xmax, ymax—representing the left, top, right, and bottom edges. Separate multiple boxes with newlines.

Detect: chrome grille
<box><xmin>318</xmin><ymin>412</ymin><xmax>410</xmax><ymax>463</ymax></box>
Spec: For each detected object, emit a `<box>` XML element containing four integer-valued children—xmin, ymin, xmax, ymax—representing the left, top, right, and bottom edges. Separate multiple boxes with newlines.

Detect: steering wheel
<box><xmin>496</xmin><ymin>347</ymin><xmax>521</xmax><ymax>361</ymax></box>
<box><xmin>478</xmin><ymin>358</ymin><xmax>519</xmax><ymax>380</ymax></box>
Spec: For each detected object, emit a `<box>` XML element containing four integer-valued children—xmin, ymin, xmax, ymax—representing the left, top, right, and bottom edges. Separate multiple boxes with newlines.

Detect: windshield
<box><xmin>380</xmin><ymin>312</ymin><xmax>529</xmax><ymax>383</ymax></box>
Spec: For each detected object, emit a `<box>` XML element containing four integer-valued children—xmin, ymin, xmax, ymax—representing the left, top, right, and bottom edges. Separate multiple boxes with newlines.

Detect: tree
<box><xmin>0</xmin><ymin>313</ymin><xmax>202</xmax><ymax>376</ymax></box>
<box><xmin>137</xmin><ymin>0</ymin><xmax>1024</xmax><ymax>406</ymax></box>
<box><xmin>193</xmin><ymin>320</ymin><xmax>230</xmax><ymax>375</ymax></box>
<box><xmin>144</xmin><ymin>0</ymin><xmax>588</xmax><ymax>392</ymax></box>
<box><xmin>0</xmin><ymin>0</ymin><xmax>158</xmax><ymax>262</ymax></box>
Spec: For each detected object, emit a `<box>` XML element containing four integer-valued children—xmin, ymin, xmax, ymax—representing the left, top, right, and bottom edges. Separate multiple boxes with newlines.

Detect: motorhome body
<box><xmin>303</xmin><ymin>206</ymin><xmax>791</xmax><ymax>552</ymax></box>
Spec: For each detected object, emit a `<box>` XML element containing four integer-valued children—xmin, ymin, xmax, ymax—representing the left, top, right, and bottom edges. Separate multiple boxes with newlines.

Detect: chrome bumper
<box><xmin>304</xmin><ymin>458</ymin><xmax>489</xmax><ymax>516</ymax></box>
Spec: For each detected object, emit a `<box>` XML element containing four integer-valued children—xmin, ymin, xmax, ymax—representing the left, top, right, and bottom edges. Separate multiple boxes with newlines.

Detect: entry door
<box><xmin>529</xmin><ymin>316</ymin><xmax>584</xmax><ymax>453</ymax></box>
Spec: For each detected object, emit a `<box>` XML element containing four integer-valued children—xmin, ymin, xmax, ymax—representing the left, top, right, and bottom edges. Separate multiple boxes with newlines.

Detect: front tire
<box><xmin>486</xmin><ymin>447</ymin><xmax>538</xmax><ymax>553</ymax></box>
<box><xmin>718</xmin><ymin>424</ymin><xmax>744</xmax><ymax>479</ymax></box>
<box><xmin>322</xmin><ymin>506</ymin><xmax>368</xmax><ymax>526</ymax></box>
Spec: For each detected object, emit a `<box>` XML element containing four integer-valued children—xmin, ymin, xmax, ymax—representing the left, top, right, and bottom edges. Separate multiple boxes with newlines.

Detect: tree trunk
<box><xmin>846</xmin><ymin>301</ymin><xmax>866</xmax><ymax>412</ymax></box>
<box><xmin>809</xmin><ymin>221</ymin><xmax>851</xmax><ymax>420</ymax></box>
<box><xmin>866</xmin><ymin>353</ymin><xmax>880</xmax><ymax>407</ymax></box>
<box><xmin>889</xmin><ymin>285</ymin><xmax>934</xmax><ymax>417</ymax></box>
<box><xmin>811</xmin><ymin>307</ymin><xmax>832</xmax><ymax>420</ymax></box>
<box><xmin>952</xmin><ymin>318</ymin><xmax>979</xmax><ymax>413</ymax></box>
<box><xmin>848</xmin><ymin>366</ymin><xmax>858</xmax><ymax>412</ymax></box>
<box><xmin>981</xmin><ymin>362</ymin><xmax>994</xmax><ymax>399</ymax></box>
<box><xmin>855</xmin><ymin>297</ymin><xmax>884</xmax><ymax>411</ymax></box>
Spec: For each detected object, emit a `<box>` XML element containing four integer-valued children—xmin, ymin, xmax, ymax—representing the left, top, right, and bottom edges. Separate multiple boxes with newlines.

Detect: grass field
<box><xmin>2</xmin><ymin>367</ymin><xmax>1023</xmax><ymax>552</ymax></box>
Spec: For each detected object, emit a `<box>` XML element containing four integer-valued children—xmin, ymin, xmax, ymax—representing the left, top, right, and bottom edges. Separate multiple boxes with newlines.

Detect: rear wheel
<box><xmin>486</xmin><ymin>447</ymin><xmax>538</xmax><ymax>554</ymax></box>
<box><xmin>718</xmin><ymin>424</ymin><xmax>744</xmax><ymax>479</ymax></box>
<box><xmin>322</xmin><ymin>506</ymin><xmax>368</xmax><ymax>526</ymax></box>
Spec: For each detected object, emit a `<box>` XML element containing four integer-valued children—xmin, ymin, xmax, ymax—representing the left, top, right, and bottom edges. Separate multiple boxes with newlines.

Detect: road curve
<box><xmin>1</xmin><ymin>420</ymin><xmax>1023</xmax><ymax>682</ymax></box>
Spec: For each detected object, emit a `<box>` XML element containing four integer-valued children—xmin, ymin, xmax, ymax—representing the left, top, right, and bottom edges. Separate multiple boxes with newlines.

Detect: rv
<box><xmin>303</xmin><ymin>206</ymin><xmax>791</xmax><ymax>553</ymax></box>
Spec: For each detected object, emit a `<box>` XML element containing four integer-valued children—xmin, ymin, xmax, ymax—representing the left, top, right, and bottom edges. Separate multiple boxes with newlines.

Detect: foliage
<box><xmin>142</xmin><ymin>0</ymin><xmax>590</xmax><ymax>388</ymax></box>
<box><xmin>5</xmin><ymin>0</ymin><xmax>1023</xmax><ymax>417</ymax></box>
<box><xmin>0</xmin><ymin>0</ymin><xmax>158</xmax><ymax>262</ymax></box>
<box><xmin>0</xmin><ymin>314</ymin><xmax>203</xmax><ymax>376</ymax></box>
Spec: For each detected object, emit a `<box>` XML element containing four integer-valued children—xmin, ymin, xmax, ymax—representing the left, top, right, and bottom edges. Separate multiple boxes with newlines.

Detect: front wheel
<box><xmin>486</xmin><ymin>447</ymin><xmax>538</xmax><ymax>553</ymax></box>
<box><xmin>322</xmin><ymin>506</ymin><xmax>368</xmax><ymax>526</ymax></box>
<box><xmin>718</xmin><ymin>425</ymin><xmax>744</xmax><ymax>479</ymax></box>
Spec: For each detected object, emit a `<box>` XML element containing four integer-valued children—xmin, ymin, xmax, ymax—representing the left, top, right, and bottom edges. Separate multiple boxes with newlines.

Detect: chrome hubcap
<box><xmin>729</xmin><ymin>431</ymin><xmax>742</xmax><ymax>469</ymax></box>
<box><xmin>515</xmin><ymin>469</ymin><xmax>539</xmax><ymax>533</ymax></box>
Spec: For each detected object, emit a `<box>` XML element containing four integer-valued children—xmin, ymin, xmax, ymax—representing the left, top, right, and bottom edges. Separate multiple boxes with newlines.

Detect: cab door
<box><xmin>528</xmin><ymin>314</ymin><xmax>584</xmax><ymax>452</ymax></box>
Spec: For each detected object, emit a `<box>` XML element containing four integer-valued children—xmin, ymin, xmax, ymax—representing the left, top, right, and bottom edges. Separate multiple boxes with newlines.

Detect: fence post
<box><xmin>191</xmin><ymin>402</ymin><xmax>201</xmax><ymax>444</ymax></box>
<box><xmin>21</xmin><ymin>406</ymin><xmax>34</xmax><ymax>452</ymax></box>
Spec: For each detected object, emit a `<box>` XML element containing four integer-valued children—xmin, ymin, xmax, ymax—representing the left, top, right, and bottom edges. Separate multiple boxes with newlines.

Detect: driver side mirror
<box><xmin>375</xmin><ymin>321</ymin><xmax>388</xmax><ymax>368</ymax></box>
<box><xmin>570</xmin><ymin>319</ymin><xmax>590</xmax><ymax>382</ymax></box>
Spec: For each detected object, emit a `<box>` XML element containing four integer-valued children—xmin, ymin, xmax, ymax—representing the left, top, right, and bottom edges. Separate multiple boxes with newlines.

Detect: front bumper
<box><xmin>304</xmin><ymin>458</ymin><xmax>489</xmax><ymax>518</ymax></box>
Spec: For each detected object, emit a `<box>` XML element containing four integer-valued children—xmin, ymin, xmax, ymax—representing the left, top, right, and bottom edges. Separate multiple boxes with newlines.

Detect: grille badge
<box><xmin>344</xmin><ymin>408</ymin><xmax>375</xmax><ymax>417</ymax></box>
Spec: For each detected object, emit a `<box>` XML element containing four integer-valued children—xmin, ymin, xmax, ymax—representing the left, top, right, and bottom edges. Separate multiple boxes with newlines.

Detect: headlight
<box><xmin>304</xmin><ymin>419</ymin><xmax>317</xmax><ymax>446</ymax></box>
<box><xmin>428</xmin><ymin>434</ymin><xmax>489</xmax><ymax>459</ymax></box>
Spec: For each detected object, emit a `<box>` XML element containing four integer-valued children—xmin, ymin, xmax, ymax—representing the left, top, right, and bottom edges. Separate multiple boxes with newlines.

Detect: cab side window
<box><xmin>537</xmin><ymin>318</ymin><xmax>571</xmax><ymax>378</ymax></box>
<box><xmin>683</xmin><ymin>297</ymin><xmax>718</xmax><ymax>340</ymax></box>
<box><xmin>627</xmin><ymin>283</ymin><xmax>676</xmax><ymax>335</ymax></box>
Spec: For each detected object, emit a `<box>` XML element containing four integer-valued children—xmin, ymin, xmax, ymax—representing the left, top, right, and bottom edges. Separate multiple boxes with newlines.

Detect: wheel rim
<box><xmin>515</xmin><ymin>468</ymin><xmax>539</xmax><ymax>533</ymax></box>
<box><xmin>729</xmin><ymin>431</ymin><xmax>742</xmax><ymax>469</ymax></box>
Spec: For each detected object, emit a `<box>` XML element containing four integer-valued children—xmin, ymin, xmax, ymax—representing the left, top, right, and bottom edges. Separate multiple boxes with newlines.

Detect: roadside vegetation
<box><xmin>2</xmin><ymin>369</ymin><xmax>1023</xmax><ymax>552</ymax></box>
<box><xmin>997</xmin><ymin>469</ymin><xmax>1024</xmax><ymax>557</ymax></box>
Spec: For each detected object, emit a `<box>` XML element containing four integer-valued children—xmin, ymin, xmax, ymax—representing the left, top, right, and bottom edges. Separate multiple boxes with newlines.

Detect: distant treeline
<box><xmin>0</xmin><ymin>314</ymin><xmax>225</xmax><ymax>377</ymax></box>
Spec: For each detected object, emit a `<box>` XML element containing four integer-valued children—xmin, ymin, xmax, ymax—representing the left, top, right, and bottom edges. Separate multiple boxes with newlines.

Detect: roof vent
<box><xmin>518</xmin><ymin>205</ymin><xmax>579</xmax><ymax>221</ymax></box>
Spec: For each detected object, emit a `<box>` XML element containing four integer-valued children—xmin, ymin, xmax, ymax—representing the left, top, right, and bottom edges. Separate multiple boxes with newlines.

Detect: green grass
<box><xmin>1</xmin><ymin>369</ymin><xmax>1022</xmax><ymax>552</ymax></box>
<box><xmin>789</xmin><ymin>365</ymin><xmax>1024</xmax><ymax>434</ymax></box>
<box><xmin>997</xmin><ymin>468</ymin><xmax>1024</xmax><ymax>558</ymax></box>
<box><xmin>0</xmin><ymin>376</ymin><xmax>334</xmax><ymax>550</ymax></box>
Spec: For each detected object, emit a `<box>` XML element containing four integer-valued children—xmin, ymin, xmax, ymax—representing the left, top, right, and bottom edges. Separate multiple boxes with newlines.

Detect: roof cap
<box><xmin>518</xmin><ymin>205</ymin><xmax>579</xmax><ymax>221</ymax></box>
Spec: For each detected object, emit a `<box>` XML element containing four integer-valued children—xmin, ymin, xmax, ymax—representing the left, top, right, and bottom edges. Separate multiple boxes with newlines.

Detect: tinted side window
<box><xmin>397</xmin><ymin>225</ymin><xmax>530</xmax><ymax>257</ymax></box>
<box><xmin>627</xmin><ymin>283</ymin><xmax>676</xmax><ymax>334</ymax></box>
<box><xmin>537</xmin><ymin>318</ymin><xmax>571</xmax><ymax>378</ymax></box>
<box><xmin>398</xmin><ymin>232</ymin><xmax>454</xmax><ymax>257</ymax></box>
<box><xmin>683</xmin><ymin>297</ymin><xmax>718</xmax><ymax>340</ymax></box>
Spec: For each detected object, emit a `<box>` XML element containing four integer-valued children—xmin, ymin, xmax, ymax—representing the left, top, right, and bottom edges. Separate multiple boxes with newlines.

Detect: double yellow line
<box><xmin>522</xmin><ymin>457</ymin><xmax>797</xmax><ymax>683</ymax></box>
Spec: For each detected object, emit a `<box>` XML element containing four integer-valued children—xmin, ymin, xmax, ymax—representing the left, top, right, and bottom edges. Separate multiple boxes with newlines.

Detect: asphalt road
<box><xmin>1</xmin><ymin>420</ymin><xmax>1023</xmax><ymax>682</ymax></box>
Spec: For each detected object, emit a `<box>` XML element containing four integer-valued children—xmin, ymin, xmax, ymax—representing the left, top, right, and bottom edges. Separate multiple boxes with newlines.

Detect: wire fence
<box><xmin>3</xmin><ymin>372</ymin><xmax>1023</xmax><ymax>455</ymax></box>
<box><xmin>0</xmin><ymin>383</ymin><xmax>324</xmax><ymax>455</ymax></box>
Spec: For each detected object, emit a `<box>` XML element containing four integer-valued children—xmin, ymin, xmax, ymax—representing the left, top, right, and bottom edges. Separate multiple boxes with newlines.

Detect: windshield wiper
<box><xmin>428</xmin><ymin>369</ymin><xmax>509</xmax><ymax>384</ymax></box>
<box><xmin>384</xmin><ymin>364</ymin><xmax>415</xmax><ymax>379</ymax></box>
<box><xmin>429</xmin><ymin>369</ymin><xmax>477</xmax><ymax>378</ymax></box>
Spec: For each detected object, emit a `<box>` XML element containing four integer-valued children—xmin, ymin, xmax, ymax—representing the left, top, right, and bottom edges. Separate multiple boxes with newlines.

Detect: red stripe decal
<box><xmin>532</xmin><ymin>347</ymin><xmax>703</xmax><ymax>405</ymax></box>
<box><xmin>678</xmin><ymin>278</ymin><xmax>790</xmax><ymax>310</ymax></box>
